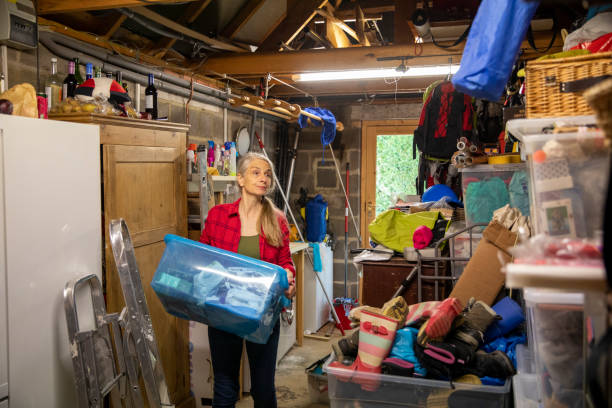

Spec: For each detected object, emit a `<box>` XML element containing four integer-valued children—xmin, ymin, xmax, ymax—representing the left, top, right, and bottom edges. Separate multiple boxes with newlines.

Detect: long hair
<box><xmin>237</xmin><ymin>152</ymin><xmax>283</xmax><ymax>247</ymax></box>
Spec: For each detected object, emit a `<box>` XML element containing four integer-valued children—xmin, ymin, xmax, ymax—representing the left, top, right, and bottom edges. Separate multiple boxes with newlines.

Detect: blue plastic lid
<box><xmin>422</xmin><ymin>184</ymin><xmax>462</xmax><ymax>207</ymax></box>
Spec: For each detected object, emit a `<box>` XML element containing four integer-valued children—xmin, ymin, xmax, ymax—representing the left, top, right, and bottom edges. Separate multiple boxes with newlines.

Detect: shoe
<box><xmin>332</xmin><ymin>329</ymin><xmax>359</xmax><ymax>364</ymax></box>
<box><xmin>414</xmin><ymin>338</ymin><xmax>475</xmax><ymax>380</ymax></box>
<box><xmin>381</xmin><ymin>296</ymin><xmax>409</xmax><ymax>324</ymax></box>
<box><xmin>405</xmin><ymin>301</ymin><xmax>441</xmax><ymax>327</ymax></box>
<box><xmin>424</xmin><ymin>297</ymin><xmax>463</xmax><ymax>340</ymax></box>
<box><xmin>465</xmin><ymin>350</ymin><xmax>516</xmax><ymax>379</ymax></box>
<box><xmin>381</xmin><ymin>357</ymin><xmax>414</xmax><ymax>377</ymax></box>
<box><xmin>450</xmin><ymin>299</ymin><xmax>500</xmax><ymax>351</ymax></box>
<box><xmin>329</xmin><ymin>310</ymin><xmax>400</xmax><ymax>391</ymax></box>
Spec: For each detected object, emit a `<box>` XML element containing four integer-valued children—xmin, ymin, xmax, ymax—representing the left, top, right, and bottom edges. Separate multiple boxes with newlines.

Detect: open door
<box><xmin>360</xmin><ymin>119</ymin><xmax>419</xmax><ymax>246</ymax></box>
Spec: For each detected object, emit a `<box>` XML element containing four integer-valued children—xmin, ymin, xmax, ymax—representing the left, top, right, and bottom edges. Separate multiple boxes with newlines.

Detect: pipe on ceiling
<box><xmin>38</xmin><ymin>30</ymin><xmax>285</xmax><ymax>122</ymax></box>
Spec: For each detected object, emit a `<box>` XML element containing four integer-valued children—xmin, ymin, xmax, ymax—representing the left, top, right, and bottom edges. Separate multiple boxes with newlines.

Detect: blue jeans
<box><xmin>208</xmin><ymin>322</ymin><xmax>280</xmax><ymax>408</ymax></box>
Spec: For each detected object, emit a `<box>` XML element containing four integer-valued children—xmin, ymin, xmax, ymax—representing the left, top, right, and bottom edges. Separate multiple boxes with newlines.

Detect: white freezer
<box><xmin>0</xmin><ymin>115</ymin><xmax>101</xmax><ymax>407</ymax></box>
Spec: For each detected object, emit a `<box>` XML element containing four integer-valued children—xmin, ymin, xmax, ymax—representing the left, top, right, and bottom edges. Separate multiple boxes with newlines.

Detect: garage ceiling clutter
<box><xmin>36</xmin><ymin>0</ymin><xmax>569</xmax><ymax>100</ymax></box>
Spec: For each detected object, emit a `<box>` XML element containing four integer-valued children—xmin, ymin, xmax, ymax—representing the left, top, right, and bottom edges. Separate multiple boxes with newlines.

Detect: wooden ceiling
<box><xmin>37</xmin><ymin>0</ymin><xmax>568</xmax><ymax>101</ymax></box>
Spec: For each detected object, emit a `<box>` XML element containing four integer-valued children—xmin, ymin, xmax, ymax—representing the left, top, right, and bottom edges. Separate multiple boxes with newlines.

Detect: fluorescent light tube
<box><xmin>294</xmin><ymin>64</ymin><xmax>460</xmax><ymax>82</ymax></box>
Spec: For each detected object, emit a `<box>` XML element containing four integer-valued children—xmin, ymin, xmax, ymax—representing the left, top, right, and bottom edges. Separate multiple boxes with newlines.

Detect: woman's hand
<box><xmin>284</xmin><ymin>269</ymin><xmax>296</xmax><ymax>298</ymax></box>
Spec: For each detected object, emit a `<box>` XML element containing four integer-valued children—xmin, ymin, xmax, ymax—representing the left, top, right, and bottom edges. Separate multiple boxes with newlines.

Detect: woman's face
<box><xmin>238</xmin><ymin>158</ymin><xmax>272</xmax><ymax>198</ymax></box>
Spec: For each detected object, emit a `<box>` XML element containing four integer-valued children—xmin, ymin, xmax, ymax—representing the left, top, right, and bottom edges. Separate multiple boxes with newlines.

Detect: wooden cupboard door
<box><xmin>103</xmin><ymin>143</ymin><xmax>189</xmax><ymax>404</ymax></box>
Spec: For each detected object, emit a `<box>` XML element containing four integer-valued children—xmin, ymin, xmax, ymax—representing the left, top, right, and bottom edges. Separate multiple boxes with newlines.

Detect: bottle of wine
<box><xmin>62</xmin><ymin>61</ymin><xmax>78</xmax><ymax>99</ymax></box>
<box><xmin>145</xmin><ymin>73</ymin><xmax>158</xmax><ymax>119</ymax></box>
<box><xmin>45</xmin><ymin>57</ymin><xmax>62</xmax><ymax>111</ymax></box>
<box><xmin>73</xmin><ymin>58</ymin><xmax>83</xmax><ymax>85</ymax></box>
<box><xmin>85</xmin><ymin>63</ymin><xmax>93</xmax><ymax>80</ymax></box>
<box><xmin>94</xmin><ymin>66</ymin><xmax>102</xmax><ymax>78</ymax></box>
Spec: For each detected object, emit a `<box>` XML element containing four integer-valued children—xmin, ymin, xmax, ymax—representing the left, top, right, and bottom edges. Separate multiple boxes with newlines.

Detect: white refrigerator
<box><xmin>0</xmin><ymin>115</ymin><xmax>101</xmax><ymax>407</ymax></box>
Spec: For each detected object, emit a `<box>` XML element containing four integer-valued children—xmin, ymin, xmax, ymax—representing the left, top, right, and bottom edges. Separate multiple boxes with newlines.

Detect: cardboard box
<box><xmin>449</xmin><ymin>221</ymin><xmax>518</xmax><ymax>306</ymax></box>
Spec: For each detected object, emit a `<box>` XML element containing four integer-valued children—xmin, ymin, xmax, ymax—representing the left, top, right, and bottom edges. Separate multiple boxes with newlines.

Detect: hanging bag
<box><xmin>452</xmin><ymin>0</ymin><xmax>540</xmax><ymax>101</ymax></box>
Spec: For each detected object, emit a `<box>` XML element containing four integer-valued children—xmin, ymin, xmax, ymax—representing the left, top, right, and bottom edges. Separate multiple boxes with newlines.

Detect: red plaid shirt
<box><xmin>199</xmin><ymin>198</ymin><xmax>295</xmax><ymax>275</ymax></box>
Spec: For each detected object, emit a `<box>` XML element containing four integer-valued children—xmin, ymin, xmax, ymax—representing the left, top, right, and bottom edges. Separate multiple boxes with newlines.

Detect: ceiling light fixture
<box><xmin>293</xmin><ymin>64</ymin><xmax>460</xmax><ymax>82</ymax></box>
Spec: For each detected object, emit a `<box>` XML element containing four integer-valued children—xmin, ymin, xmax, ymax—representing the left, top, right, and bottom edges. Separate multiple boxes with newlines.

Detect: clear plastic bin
<box><xmin>524</xmin><ymin>289</ymin><xmax>585</xmax><ymax>408</ymax></box>
<box><xmin>151</xmin><ymin>234</ymin><xmax>289</xmax><ymax>344</ymax></box>
<box><xmin>459</xmin><ymin>163</ymin><xmax>529</xmax><ymax>228</ymax></box>
<box><xmin>449</xmin><ymin>232</ymin><xmax>482</xmax><ymax>277</ymax></box>
<box><xmin>324</xmin><ymin>356</ymin><xmax>512</xmax><ymax>407</ymax></box>
<box><xmin>513</xmin><ymin>373</ymin><xmax>540</xmax><ymax>408</ymax></box>
<box><xmin>507</xmin><ymin>115</ymin><xmax>610</xmax><ymax>238</ymax></box>
<box><xmin>515</xmin><ymin>343</ymin><xmax>534</xmax><ymax>375</ymax></box>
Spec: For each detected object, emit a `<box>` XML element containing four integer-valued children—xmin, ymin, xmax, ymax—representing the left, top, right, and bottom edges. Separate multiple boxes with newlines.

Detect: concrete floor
<box><xmin>236</xmin><ymin>324</ymin><xmax>343</xmax><ymax>408</ymax></box>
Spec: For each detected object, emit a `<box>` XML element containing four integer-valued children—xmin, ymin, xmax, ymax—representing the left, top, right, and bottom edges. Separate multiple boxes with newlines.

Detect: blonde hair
<box><xmin>237</xmin><ymin>152</ymin><xmax>283</xmax><ymax>247</ymax></box>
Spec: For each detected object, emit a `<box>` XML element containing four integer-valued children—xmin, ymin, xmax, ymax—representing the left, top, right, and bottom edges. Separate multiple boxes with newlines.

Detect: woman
<box><xmin>199</xmin><ymin>151</ymin><xmax>296</xmax><ymax>408</ymax></box>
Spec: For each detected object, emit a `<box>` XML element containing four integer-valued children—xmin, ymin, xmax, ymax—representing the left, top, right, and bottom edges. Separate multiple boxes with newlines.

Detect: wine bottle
<box><xmin>62</xmin><ymin>61</ymin><xmax>77</xmax><ymax>99</ymax></box>
<box><xmin>45</xmin><ymin>57</ymin><xmax>62</xmax><ymax>111</ymax></box>
<box><xmin>145</xmin><ymin>73</ymin><xmax>158</xmax><ymax>119</ymax></box>
<box><xmin>73</xmin><ymin>58</ymin><xmax>83</xmax><ymax>85</ymax></box>
<box><xmin>85</xmin><ymin>63</ymin><xmax>93</xmax><ymax>80</ymax></box>
<box><xmin>94</xmin><ymin>66</ymin><xmax>102</xmax><ymax>78</ymax></box>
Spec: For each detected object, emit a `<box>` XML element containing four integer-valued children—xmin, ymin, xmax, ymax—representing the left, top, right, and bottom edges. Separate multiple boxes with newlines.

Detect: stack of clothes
<box><xmin>330</xmin><ymin>295</ymin><xmax>525</xmax><ymax>392</ymax></box>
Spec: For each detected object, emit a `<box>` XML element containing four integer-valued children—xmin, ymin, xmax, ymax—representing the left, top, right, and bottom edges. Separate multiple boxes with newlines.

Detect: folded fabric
<box><xmin>369</xmin><ymin>210</ymin><xmax>440</xmax><ymax>253</ymax></box>
<box><xmin>413</xmin><ymin>225</ymin><xmax>434</xmax><ymax>249</ymax></box>
<box><xmin>484</xmin><ymin>297</ymin><xmax>525</xmax><ymax>342</ymax></box>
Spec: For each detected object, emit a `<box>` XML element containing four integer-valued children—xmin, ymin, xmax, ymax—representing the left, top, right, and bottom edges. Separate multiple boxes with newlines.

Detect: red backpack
<box><xmin>413</xmin><ymin>81</ymin><xmax>474</xmax><ymax>160</ymax></box>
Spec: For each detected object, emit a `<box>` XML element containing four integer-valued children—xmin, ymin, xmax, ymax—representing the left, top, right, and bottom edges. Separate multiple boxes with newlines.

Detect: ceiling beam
<box><xmin>220</xmin><ymin>0</ymin><xmax>267</xmax><ymax>40</ymax></box>
<box><xmin>202</xmin><ymin>31</ymin><xmax>563</xmax><ymax>76</ymax></box>
<box><xmin>354</xmin><ymin>4</ymin><xmax>371</xmax><ymax>46</ymax></box>
<box><xmin>316</xmin><ymin>8</ymin><xmax>359</xmax><ymax>43</ymax></box>
<box><xmin>37</xmin><ymin>0</ymin><xmax>199</xmax><ymax>14</ymax></box>
<box><xmin>103</xmin><ymin>14</ymin><xmax>128</xmax><ymax>40</ymax></box>
<box><xmin>258</xmin><ymin>0</ymin><xmax>329</xmax><ymax>52</ymax></box>
<box><xmin>152</xmin><ymin>0</ymin><xmax>213</xmax><ymax>58</ymax></box>
<box><xmin>130</xmin><ymin>6</ymin><xmax>247</xmax><ymax>53</ymax></box>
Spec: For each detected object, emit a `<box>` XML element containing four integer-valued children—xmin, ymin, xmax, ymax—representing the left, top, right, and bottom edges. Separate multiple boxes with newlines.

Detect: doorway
<box><xmin>360</xmin><ymin>119</ymin><xmax>419</xmax><ymax>245</ymax></box>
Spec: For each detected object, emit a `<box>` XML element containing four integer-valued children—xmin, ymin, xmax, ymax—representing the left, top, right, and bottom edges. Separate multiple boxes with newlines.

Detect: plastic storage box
<box><xmin>151</xmin><ymin>234</ymin><xmax>289</xmax><ymax>344</ymax></box>
<box><xmin>460</xmin><ymin>163</ymin><xmax>529</xmax><ymax>228</ymax></box>
<box><xmin>524</xmin><ymin>289</ymin><xmax>585</xmax><ymax>408</ymax></box>
<box><xmin>507</xmin><ymin>115</ymin><xmax>610</xmax><ymax>238</ymax></box>
<box><xmin>324</xmin><ymin>356</ymin><xmax>512</xmax><ymax>407</ymax></box>
<box><xmin>513</xmin><ymin>344</ymin><xmax>540</xmax><ymax>408</ymax></box>
<box><xmin>449</xmin><ymin>231</ymin><xmax>482</xmax><ymax>277</ymax></box>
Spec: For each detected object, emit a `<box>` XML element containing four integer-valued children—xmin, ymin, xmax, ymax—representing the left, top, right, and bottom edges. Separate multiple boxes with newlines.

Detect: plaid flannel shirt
<box><xmin>199</xmin><ymin>198</ymin><xmax>296</xmax><ymax>277</ymax></box>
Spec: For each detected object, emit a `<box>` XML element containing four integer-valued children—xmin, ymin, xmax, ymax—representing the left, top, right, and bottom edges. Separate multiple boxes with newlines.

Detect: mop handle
<box><xmin>253</xmin><ymin>131</ymin><xmax>345</xmax><ymax>335</ymax></box>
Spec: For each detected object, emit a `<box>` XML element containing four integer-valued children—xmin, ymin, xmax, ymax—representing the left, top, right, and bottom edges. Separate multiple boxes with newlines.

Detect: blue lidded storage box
<box><xmin>151</xmin><ymin>235</ymin><xmax>289</xmax><ymax>344</ymax></box>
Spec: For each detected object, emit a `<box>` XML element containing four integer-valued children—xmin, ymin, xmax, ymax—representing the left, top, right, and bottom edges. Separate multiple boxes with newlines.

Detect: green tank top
<box><xmin>237</xmin><ymin>235</ymin><xmax>260</xmax><ymax>260</ymax></box>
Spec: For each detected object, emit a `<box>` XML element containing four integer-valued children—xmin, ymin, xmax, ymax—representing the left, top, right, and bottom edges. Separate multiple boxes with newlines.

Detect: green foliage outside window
<box><xmin>376</xmin><ymin>134</ymin><xmax>419</xmax><ymax>215</ymax></box>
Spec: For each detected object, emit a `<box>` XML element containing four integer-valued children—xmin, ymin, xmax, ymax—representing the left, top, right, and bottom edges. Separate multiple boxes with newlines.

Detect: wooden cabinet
<box><xmin>50</xmin><ymin>114</ymin><xmax>192</xmax><ymax>407</ymax></box>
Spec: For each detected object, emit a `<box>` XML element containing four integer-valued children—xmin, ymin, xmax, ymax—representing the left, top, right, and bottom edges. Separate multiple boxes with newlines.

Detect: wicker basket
<box><xmin>525</xmin><ymin>52</ymin><xmax>612</xmax><ymax>118</ymax></box>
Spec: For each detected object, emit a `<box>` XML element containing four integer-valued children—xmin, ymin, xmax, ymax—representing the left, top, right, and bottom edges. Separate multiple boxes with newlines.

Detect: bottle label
<box><xmin>45</xmin><ymin>86</ymin><xmax>51</xmax><ymax>112</ymax></box>
<box><xmin>145</xmin><ymin>95</ymin><xmax>153</xmax><ymax>109</ymax></box>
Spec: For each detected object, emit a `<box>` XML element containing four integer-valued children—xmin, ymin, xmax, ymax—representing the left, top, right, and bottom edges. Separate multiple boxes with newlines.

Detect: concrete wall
<box><xmin>289</xmin><ymin>101</ymin><xmax>422</xmax><ymax>299</ymax></box>
<box><xmin>4</xmin><ymin>43</ymin><xmax>423</xmax><ymax>300</ymax></box>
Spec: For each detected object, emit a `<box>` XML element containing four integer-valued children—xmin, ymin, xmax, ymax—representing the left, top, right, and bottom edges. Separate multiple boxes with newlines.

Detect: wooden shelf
<box><xmin>505</xmin><ymin>263</ymin><xmax>607</xmax><ymax>291</ymax></box>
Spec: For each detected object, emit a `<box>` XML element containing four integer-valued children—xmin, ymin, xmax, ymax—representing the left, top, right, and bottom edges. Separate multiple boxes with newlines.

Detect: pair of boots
<box><xmin>416</xmin><ymin>298</ymin><xmax>515</xmax><ymax>380</ymax></box>
<box><xmin>329</xmin><ymin>309</ymin><xmax>401</xmax><ymax>391</ymax></box>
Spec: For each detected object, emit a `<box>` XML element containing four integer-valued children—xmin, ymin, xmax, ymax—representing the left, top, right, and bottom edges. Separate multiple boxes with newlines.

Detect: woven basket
<box><xmin>525</xmin><ymin>52</ymin><xmax>612</xmax><ymax>118</ymax></box>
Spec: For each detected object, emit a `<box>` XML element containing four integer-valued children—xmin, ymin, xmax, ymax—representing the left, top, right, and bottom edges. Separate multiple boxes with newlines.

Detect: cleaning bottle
<box><xmin>229</xmin><ymin>142</ymin><xmax>237</xmax><ymax>176</ymax></box>
<box><xmin>207</xmin><ymin>141</ymin><xmax>215</xmax><ymax>168</ymax></box>
<box><xmin>214</xmin><ymin>144</ymin><xmax>222</xmax><ymax>172</ymax></box>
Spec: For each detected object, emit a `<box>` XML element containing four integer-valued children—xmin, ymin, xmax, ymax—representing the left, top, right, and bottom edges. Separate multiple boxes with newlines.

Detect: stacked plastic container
<box><xmin>524</xmin><ymin>289</ymin><xmax>585</xmax><ymax>408</ymax></box>
<box><xmin>151</xmin><ymin>235</ymin><xmax>289</xmax><ymax>344</ymax></box>
<box><xmin>513</xmin><ymin>344</ymin><xmax>540</xmax><ymax>408</ymax></box>
<box><xmin>459</xmin><ymin>163</ymin><xmax>529</xmax><ymax>229</ymax></box>
<box><xmin>507</xmin><ymin>115</ymin><xmax>610</xmax><ymax>238</ymax></box>
<box><xmin>324</xmin><ymin>356</ymin><xmax>512</xmax><ymax>407</ymax></box>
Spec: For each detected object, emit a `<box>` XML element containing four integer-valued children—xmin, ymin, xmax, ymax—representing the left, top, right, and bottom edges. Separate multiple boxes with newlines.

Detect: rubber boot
<box><xmin>329</xmin><ymin>310</ymin><xmax>400</xmax><ymax>391</ymax></box>
<box><xmin>450</xmin><ymin>299</ymin><xmax>500</xmax><ymax>351</ymax></box>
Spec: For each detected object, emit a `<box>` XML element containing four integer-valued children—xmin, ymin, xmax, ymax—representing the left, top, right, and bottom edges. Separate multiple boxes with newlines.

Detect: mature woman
<box><xmin>199</xmin><ymin>151</ymin><xmax>296</xmax><ymax>408</ymax></box>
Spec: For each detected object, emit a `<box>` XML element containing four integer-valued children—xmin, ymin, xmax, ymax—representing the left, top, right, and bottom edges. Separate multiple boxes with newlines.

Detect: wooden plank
<box><xmin>354</xmin><ymin>4</ymin><xmax>371</xmax><ymax>46</ymax></box>
<box><xmin>393</xmin><ymin>0</ymin><xmax>415</xmax><ymax>45</ymax></box>
<box><xmin>131</xmin><ymin>6</ymin><xmax>247</xmax><ymax>52</ymax></box>
<box><xmin>37</xmin><ymin>0</ymin><xmax>199</xmax><ymax>14</ymax></box>
<box><xmin>316</xmin><ymin>8</ymin><xmax>359</xmax><ymax>42</ymax></box>
<box><xmin>153</xmin><ymin>0</ymin><xmax>213</xmax><ymax>58</ymax></box>
<box><xmin>203</xmin><ymin>30</ymin><xmax>563</xmax><ymax>75</ymax></box>
<box><xmin>220</xmin><ymin>0</ymin><xmax>266</xmax><ymax>40</ymax></box>
<box><xmin>325</xmin><ymin>16</ymin><xmax>350</xmax><ymax>48</ymax></box>
<box><xmin>103</xmin><ymin>14</ymin><xmax>127</xmax><ymax>40</ymax></box>
<box><xmin>292</xmin><ymin>250</ymin><xmax>305</xmax><ymax>346</ymax></box>
<box><xmin>257</xmin><ymin>0</ymin><xmax>329</xmax><ymax>52</ymax></box>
